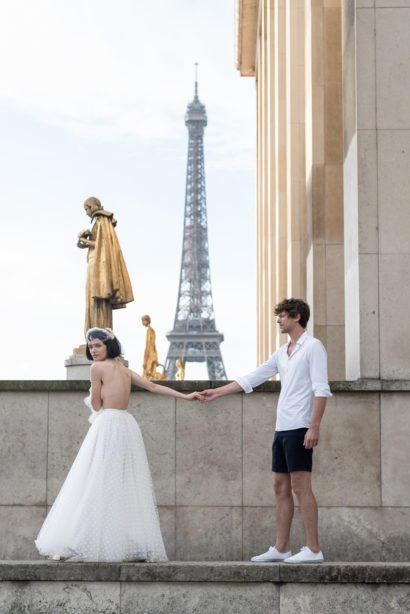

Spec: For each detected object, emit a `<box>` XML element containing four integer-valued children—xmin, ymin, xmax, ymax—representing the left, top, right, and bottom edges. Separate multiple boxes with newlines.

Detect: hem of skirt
<box><xmin>35</xmin><ymin>541</ymin><xmax>168</xmax><ymax>563</ymax></box>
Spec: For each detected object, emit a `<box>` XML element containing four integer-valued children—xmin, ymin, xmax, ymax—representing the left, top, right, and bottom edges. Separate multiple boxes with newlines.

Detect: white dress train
<box><xmin>35</xmin><ymin>395</ymin><xmax>167</xmax><ymax>562</ymax></box>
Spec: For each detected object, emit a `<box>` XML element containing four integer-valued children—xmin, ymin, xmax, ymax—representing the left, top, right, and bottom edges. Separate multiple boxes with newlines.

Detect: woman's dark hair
<box><xmin>86</xmin><ymin>329</ymin><xmax>122</xmax><ymax>360</ymax></box>
<box><xmin>274</xmin><ymin>298</ymin><xmax>310</xmax><ymax>329</ymax></box>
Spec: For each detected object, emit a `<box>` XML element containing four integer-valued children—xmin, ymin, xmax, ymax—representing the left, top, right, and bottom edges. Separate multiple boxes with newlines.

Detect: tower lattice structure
<box><xmin>165</xmin><ymin>77</ymin><xmax>227</xmax><ymax>380</ymax></box>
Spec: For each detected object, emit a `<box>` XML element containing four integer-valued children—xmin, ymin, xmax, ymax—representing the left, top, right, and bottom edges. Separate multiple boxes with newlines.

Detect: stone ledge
<box><xmin>1</xmin><ymin>379</ymin><xmax>410</xmax><ymax>392</ymax></box>
<box><xmin>1</xmin><ymin>561</ymin><xmax>409</xmax><ymax>584</ymax></box>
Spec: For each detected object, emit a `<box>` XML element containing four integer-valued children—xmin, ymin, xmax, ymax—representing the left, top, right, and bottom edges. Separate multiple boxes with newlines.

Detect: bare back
<box><xmin>98</xmin><ymin>360</ymin><xmax>132</xmax><ymax>410</ymax></box>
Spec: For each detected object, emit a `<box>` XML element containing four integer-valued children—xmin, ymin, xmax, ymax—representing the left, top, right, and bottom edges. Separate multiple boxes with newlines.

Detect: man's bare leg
<box><xmin>290</xmin><ymin>471</ymin><xmax>319</xmax><ymax>552</ymax></box>
<box><xmin>273</xmin><ymin>472</ymin><xmax>294</xmax><ymax>552</ymax></box>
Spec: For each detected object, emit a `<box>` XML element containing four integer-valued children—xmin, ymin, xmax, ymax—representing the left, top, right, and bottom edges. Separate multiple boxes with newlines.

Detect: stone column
<box><xmin>305</xmin><ymin>0</ymin><xmax>345</xmax><ymax>379</ymax></box>
<box><xmin>255</xmin><ymin>0</ymin><xmax>307</xmax><ymax>364</ymax></box>
<box><xmin>255</xmin><ymin>0</ymin><xmax>286</xmax><ymax>365</ymax></box>
<box><xmin>285</xmin><ymin>0</ymin><xmax>306</xmax><ymax>302</ymax></box>
<box><xmin>343</xmin><ymin>1</ymin><xmax>410</xmax><ymax>380</ymax></box>
<box><xmin>256</xmin><ymin>0</ymin><xmax>274</xmax><ymax>363</ymax></box>
<box><xmin>274</xmin><ymin>0</ymin><xmax>290</xmax><ymax>351</ymax></box>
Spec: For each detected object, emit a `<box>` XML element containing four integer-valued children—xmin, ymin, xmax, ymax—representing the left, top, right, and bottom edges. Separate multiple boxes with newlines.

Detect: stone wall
<box><xmin>1</xmin><ymin>380</ymin><xmax>410</xmax><ymax>562</ymax></box>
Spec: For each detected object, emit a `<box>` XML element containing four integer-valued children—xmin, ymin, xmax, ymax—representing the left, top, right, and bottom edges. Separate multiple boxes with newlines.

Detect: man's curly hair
<box><xmin>274</xmin><ymin>298</ymin><xmax>310</xmax><ymax>328</ymax></box>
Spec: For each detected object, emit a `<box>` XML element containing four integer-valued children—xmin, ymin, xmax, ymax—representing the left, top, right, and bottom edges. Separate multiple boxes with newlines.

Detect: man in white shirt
<box><xmin>197</xmin><ymin>298</ymin><xmax>332</xmax><ymax>564</ymax></box>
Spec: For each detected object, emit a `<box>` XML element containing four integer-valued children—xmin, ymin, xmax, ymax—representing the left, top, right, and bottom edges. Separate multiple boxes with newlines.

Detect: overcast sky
<box><xmin>0</xmin><ymin>0</ymin><xmax>256</xmax><ymax>380</ymax></box>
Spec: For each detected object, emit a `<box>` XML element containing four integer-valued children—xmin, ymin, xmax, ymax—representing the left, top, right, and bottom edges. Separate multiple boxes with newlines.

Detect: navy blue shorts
<box><xmin>272</xmin><ymin>428</ymin><xmax>312</xmax><ymax>473</ymax></box>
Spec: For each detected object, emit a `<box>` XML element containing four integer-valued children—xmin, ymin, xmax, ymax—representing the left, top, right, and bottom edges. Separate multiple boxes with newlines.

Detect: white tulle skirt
<box><xmin>35</xmin><ymin>408</ymin><xmax>167</xmax><ymax>562</ymax></box>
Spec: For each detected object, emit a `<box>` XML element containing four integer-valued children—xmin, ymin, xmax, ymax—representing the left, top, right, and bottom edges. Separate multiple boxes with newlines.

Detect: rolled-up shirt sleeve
<box><xmin>236</xmin><ymin>353</ymin><xmax>279</xmax><ymax>394</ymax></box>
<box><xmin>309</xmin><ymin>341</ymin><xmax>332</xmax><ymax>398</ymax></box>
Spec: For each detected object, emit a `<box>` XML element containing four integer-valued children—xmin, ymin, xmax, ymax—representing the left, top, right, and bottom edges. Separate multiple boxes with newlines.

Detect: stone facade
<box><xmin>236</xmin><ymin>1</ymin><xmax>410</xmax><ymax>383</ymax></box>
<box><xmin>342</xmin><ymin>0</ymin><xmax>410</xmax><ymax>381</ymax></box>
<box><xmin>1</xmin><ymin>381</ymin><xmax>410</xmax><ymax>563</ymax></box>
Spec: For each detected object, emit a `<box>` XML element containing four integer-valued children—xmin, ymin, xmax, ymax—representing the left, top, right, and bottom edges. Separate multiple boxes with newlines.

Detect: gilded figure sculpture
<box><xmin>77</xmin><ymin>197</ymin><xmax>134</xmax><ymax>335</ymax></box>
<box><xmin>175</xmin><ymin>359</ymin><xmax>185</xmax><ymax>381</ymax></box>
<box><xmin>141</xmin><ymin>315</ymin><xmax>166</xmax><ymax>380</ymax></box>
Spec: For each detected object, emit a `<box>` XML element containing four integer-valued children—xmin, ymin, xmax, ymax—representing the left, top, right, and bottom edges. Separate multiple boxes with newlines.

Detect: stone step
<box><xmin>1</xmin><ymin>560</ymin><xmax>410</xmax><ymax>584</ymax></box>
<box><xmin>1</xmin><ymin>561</ymin><xmax>410</xmax><ymax>614</ymax></box>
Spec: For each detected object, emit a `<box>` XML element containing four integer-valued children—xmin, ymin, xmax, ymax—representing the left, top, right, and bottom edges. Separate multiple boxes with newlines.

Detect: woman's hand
<box><xmin>185</xmin><ymin>392</ymin><xmax>200</xmax><ymax>401</ymax></box>
<box><xmin>184</xmin><ymin>392</ymin><xmax>207</xmax><ymax>401</ymax></box>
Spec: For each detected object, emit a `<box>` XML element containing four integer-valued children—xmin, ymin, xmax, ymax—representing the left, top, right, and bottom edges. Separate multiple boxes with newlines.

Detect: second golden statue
<box><xmin>141</xmin><ymin>315</ymin><xmax>166</xmax><ymax>380</ymax></box>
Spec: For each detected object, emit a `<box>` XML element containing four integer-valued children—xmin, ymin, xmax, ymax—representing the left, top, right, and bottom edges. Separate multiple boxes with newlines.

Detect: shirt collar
<box><xmin>297</xmin><ymin>331</ymin><xmax>308</xmax><ymax>345</ymax></box>
<box><xmin>287</xmin><ymin>330</ymin><xmax>308</xmax><ymax>349</ymax></box>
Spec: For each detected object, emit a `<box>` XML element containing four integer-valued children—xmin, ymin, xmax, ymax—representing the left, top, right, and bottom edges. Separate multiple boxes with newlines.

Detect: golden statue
<box><xmin>141</xmin><ymin>315</ymin><xmax>166</xmax><ymax>380</ymax></box>
<box><xmin>77</xmin><ymin>197</ymin><xmax>134</xmax><ymax>335</ymax></box>
<box><xmin>176</xmin><ymin>359</ymin><xmax>185</xmax><ymax>381</ymax></box>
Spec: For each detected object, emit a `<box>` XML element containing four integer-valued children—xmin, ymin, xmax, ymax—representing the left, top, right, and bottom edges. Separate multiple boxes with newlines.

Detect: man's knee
<box><xmin>290</xmin><ymin>472</ymin><xmax>312</xmax><ymax>497</ymax></box>
<box><xmin>273</xmin><ymin>474</ymin><xmax>291</xmax><ymax>497</ymax></box>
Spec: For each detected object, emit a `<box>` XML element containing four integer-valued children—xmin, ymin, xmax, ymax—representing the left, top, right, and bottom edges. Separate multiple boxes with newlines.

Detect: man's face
<box><xmin>276</xmin><ymin>311</ymin><xmax>299</xmax><ymax>335</ymax></box>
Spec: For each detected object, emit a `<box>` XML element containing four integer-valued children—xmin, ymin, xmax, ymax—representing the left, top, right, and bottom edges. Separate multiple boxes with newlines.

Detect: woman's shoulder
<box><xmin>91</xmin><ymin>360</ymin><xmax>113</xmax><ymax>373</ymax></box>
<box><xmin>111</xmin><ymin>360</ymin><xmax>132</xmax><ymax>380</ymax></box>
<box><xmin>121</xmin><ymin>364</ymin><xmax>132</xmax><ymax>381</ymax></box>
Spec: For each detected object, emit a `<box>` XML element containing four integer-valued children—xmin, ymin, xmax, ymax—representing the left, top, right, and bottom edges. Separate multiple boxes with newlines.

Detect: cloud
<box><xmin>0</xmin><ymin>0</ymin><xmax>257</xmax><ymax>381</ymax></box>
<box><xmin>0</xmin><ymin>0</ymin><xmax>255</xmax><ymax>170</ymax></box>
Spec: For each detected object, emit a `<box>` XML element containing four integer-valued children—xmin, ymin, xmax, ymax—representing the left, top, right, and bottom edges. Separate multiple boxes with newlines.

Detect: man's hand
<box><xmin>303</xmin><ymin>426</ymin><xmax>320</xmax><ymax>449</ymax></box>
<box><xmin>304</xmin><ymin>397</ymin><xmax>326</xmax><ymax>448</ymax></box>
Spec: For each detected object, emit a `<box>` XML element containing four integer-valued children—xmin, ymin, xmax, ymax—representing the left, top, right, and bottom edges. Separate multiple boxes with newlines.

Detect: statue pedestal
<box><xmin>65</xmin><ymin>345</ymin><xmax>92</xmax><ymax>380</ymax></box>
<box><xmin>65</xmin><ymin>345</ymin><xmax>129</xmax><ymax>380</ymax></box>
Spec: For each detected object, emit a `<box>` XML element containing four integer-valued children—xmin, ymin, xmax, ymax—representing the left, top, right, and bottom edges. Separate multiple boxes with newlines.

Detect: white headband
<box><xmin>86</xmin><ymin>327</ymin><xmax>115</xmax><ymax>341</ymax></box>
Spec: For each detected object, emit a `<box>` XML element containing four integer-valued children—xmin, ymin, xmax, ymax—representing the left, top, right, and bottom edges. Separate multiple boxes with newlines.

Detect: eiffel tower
<box><xmin>165</xmin><ymin>70</ymin><xmax>227</xmax><ymax>380</ymax></box>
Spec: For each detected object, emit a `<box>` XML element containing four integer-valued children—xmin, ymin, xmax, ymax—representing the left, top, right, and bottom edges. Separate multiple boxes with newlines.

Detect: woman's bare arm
<box><xmin>129</xmin><ymin>369</ymin><xmax>196</xmax><ymax>400</ymax></box>
<box><xmin>90</xmin><ymin>363</ymin><xmax>104</xmax><ymax>410</ymax></box>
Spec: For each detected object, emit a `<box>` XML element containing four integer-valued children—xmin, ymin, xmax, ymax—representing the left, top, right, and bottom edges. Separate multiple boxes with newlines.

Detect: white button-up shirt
<box><xmin>236</xmin><ymin>332</ymin><xmax>332</xmax><ymax>431</ymax></box>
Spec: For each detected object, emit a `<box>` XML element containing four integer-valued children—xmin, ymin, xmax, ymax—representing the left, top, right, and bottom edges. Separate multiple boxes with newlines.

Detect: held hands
<box><xmin>193</xmin><ymin>389</ymin><xmax>219</xmax><ymax>403</ymax></box>
<box><xmin>184</xmin><ymin>392</ymin><xmax>199</xmax><ymax>401</ymax></box>
<box><xmin>183</xmin><ymin>390</ymin><xmax>218</xmax><ymax>402</ymax></box>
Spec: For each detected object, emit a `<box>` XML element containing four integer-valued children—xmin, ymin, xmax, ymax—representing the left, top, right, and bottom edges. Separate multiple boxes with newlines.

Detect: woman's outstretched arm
<box><xmin>129</xmin><ymin>369</ymin><xmax>197</xmax><ymax>400</ymax></box>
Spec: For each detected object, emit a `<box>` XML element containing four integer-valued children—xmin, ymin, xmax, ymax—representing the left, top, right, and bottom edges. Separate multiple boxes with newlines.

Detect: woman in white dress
<box><xmin>35</xmin><ymin>327</ymin><xmax>197</xmax><ymax>562</ymax></box>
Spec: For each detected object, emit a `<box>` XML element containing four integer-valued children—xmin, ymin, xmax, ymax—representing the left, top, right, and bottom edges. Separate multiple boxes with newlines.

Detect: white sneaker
<box><xmin>284</xmin><ymin>546</ymin><xmax>324</xmax><ymax>564</ymax></box>
<box><xmin>251</xmin><ymin>546</ymin><xmax>291</xmax><ymax>562</ymax></box>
